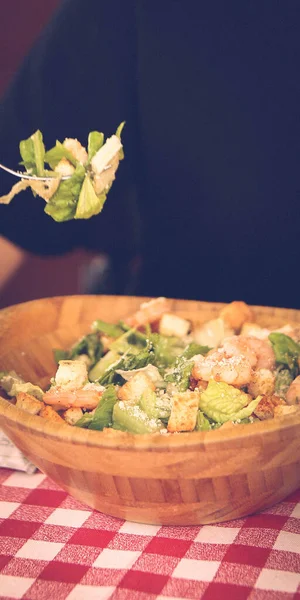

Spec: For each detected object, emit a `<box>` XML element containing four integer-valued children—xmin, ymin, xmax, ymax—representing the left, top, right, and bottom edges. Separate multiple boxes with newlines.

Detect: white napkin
<box><xmin>0</xmin><ymin>430</ymin><xmax>37</xmax><ymax>473</ymax></box>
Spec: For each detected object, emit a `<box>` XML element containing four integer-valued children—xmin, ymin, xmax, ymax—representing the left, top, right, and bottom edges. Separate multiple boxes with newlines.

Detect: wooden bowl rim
<box><xmin>1</xmin><ymin>294</ymin><xmax>300</xmax><ymax>451</ymax></box>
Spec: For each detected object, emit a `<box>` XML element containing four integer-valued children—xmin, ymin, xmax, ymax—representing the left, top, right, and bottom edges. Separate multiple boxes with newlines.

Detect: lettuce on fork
<box><xmin>0</xmin><ymin>123</ymin><xmax>125</xmax><ymax>221</ymax></box>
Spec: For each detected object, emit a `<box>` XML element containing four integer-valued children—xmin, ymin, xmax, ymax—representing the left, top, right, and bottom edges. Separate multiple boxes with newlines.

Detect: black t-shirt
<box><xmin>1</xmin><ymin>0</ymin><xmax>299</xmax><ymax>307</ymax></box>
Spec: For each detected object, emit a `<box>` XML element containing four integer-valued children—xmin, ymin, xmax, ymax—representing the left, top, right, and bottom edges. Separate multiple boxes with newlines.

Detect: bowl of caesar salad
<box><xmin>0</xmin><ymin>294</ymin><xmax>299</xmax><ymax>525</ymax></box>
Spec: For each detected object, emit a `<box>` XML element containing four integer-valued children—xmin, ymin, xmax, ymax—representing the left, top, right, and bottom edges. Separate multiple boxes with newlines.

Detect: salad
<box><xmin>1</xmin><ymin>298</ymin><xmax>300</xmax><ymax>434</ymax></box>
<box><xmin>0</xmin><ymin>123</ymin><xmax>124</xmax><ymax>221</ymax></box>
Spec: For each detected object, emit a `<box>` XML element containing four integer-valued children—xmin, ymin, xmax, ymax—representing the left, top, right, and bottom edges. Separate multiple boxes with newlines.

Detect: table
<box><xmin>0</xmin><ymin>468</ymin><xmax>299</xmax><ymax>600</ymax></box>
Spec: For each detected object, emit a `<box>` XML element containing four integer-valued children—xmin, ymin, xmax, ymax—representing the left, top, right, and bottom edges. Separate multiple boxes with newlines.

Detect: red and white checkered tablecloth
<box><xmin>0</xmin><ymin>468</ymin><xmax>299</xmax><ymax>600</ymax></box>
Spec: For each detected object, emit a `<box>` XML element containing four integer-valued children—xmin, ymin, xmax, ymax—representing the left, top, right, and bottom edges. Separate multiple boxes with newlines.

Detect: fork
<box><xmin>0</xmin><ymin>162</ymin><xmax>112</xmax><ymax>181</ymax></box>
<box><xmin>0</xmin><ymin>163</ymin><xmax>71</xmax><ymax>181</ymax></box>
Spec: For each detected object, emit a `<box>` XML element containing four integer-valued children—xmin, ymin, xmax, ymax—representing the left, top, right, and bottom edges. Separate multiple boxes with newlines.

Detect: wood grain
<box><xmin>0</xmin><ymin>295</ymin><xmax>300</xmax><ymax>525</ymax></box>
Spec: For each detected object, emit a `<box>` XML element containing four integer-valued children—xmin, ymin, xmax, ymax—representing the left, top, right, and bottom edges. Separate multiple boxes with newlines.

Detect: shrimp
<box><xmin>63</xmin><ymin>138</ymin><xmax>88</xmax><ymax>164</ymax></box>
<box><xmin>222</xmin><ymin>336</ymin><xmax>257</xmax><ymax>367</ymax></box>
<box><xmin>223</xmin><ymin>335</ymin><xmax>275</xmax><ymax>371</ymax></box>
<box><xmin>44</xmin><ymin>387</ymin><xmax>102</xmax><ymax>410</ymax></box>
<box><xmin>192</xmin><ymin>350</ymin><xmax>253</xmax><ymax>387</ymax></box>
<box><xmin>286</xmin><ymin>375</ymin><xmax>300</xmax><ymax>405</ymax></box>
<box><xmin>125</xmin><ymin>297</ymin><xmax>169</xmax><ymax>328</ymax></box>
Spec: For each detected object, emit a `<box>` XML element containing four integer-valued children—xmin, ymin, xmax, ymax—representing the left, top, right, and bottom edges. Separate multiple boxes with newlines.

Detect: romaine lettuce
<box><xmin>75</xmin><ymin>175</ymin><xmax>107</xmax><ymax>220</ymax></box>
<box><xmin>195</xmin><ymin>410</ymin><xmax>211</xmax><ymax>431</ymax></box>
<box><xmin>199</xmin><ymin>381</ymin><xmax>261</xmax><ymax>423</ymax></box>
<box><xmin>19</xmin><ymin>130</ymin><xmax>45</xmax><ymax>176</ymax></box>
<box><xmin>150</xmin><ymin>333</ymin><xmax>185</xmax><ymax>369</ymax></box>
<box><xmin>44</xmin><ymin>164</ymin><xmax>85</xmax><ymax>221</ymax></box>
<box><xmin>92</xmin><ymin>319</ymin><xmax>125</xmax><ymax>338</ymax></box>
<box><xmin>0</xmin><ymin>371</ymin><xmax>44</xmax><ymax>400</ymax></box>
<box><xmin>75</xmin><ymin>385</ymin><xmax>117</xmax><ymax>430</ymax></box>
<box><xmin>54</xmin><ymin>333</ymin><xmax>103</xmax><ymax>366</ymax></box>
<box><xmin>98</xmin><ymin>349</ymin><xmax>154</xmax><ymax>386</ymax></box>
<box><xmin>87</xmin><ymin>131</ymin><xmax>104</xmax><ymax>161</ymax></box>
<box><xmin>45</xmin><ymin>141</ymin><xmax>78</xmax><ymax>168</ymax></box>
<box><xmin>269</xmin><ymin>332</ymin><xmax>300</xmax><ymax>375</ymax></box>
<box><xmin>164</xmin><ymin>342</ymin><xmax>210</xmax><ymax>391</ymax></box>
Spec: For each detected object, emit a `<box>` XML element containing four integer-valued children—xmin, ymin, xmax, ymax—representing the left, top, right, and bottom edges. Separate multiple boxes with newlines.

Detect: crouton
<box><xmin>55</xmin><ymin>360</ymin><xmax>88</xmax><ymax>390</ymax></box>
<box><xmin>63</xmin><ymin>138</ymin><xmax>88</xmax><ymax>164</ymax></box>
<box><xmin>118</xmin><ymin>373</ymin><xmax>155</xmax><ymax>403</ymax></box>
<box><xmin>219</xmin><ymin>301</ymin><xmax>254</xmax><ymax>332</ymax></box>
<box><xmin>39</xmin><ymin>405</ymin><xmax>65</xmax><ymax>423</ymax></box>
<box><xmin>254</xmin><ymin>395</ymin><xmax>286</xmax><ymax>420</ymax></box>
<box><xmin>273</xmin><ymin>404</ymin><xmax>299</xmax><ymax>418</ymax></box>
<box><xmin>193</xmin><ymin>317</ymin><xmax>234</xmax><ymax>347</ymax></box>
<box><xmin>248</xmin><ymin>369</ymin><xmax>275</xmax><ymax>397</ymax></box>
<box><xmin>159</xmin><ymin>313</ymin><xmax>190</xmax><ymax>337</ymax></box>
<box><xmin>167</xmin><ymin>390</ymin><xmax>199</xmax><ymax>432</ymax></box>
<box><xmin>15</xmin><ymin>392</ymin><xmax>42</xmax><ymax>416</ymax></box>
<box><xmin>62</xmin><ymin>407</ymin><xmax>83</xmax><ymax>425</ymax></box>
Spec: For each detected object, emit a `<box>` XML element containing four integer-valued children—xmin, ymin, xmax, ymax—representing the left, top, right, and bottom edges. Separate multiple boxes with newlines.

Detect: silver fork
<box><xmin>0</xmin><ymin>163</ymin><xmax>71</xmax><ymax>181</ymax></box>
<box><xmin>0</xmin><ymin>162</ymin><xmax>112</xmax><ymax>181</ymax></box>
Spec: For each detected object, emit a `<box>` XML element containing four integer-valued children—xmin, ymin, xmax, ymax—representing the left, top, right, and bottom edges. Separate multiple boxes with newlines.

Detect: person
<box><xmin>0</xmin><ymin>0</ymin><xmax>299</xmax><ymax>308</ymax></box>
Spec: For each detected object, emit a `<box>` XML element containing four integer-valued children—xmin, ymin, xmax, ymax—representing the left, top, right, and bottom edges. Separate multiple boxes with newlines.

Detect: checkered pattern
<box><xmin>0</xmin><ymin>468</ymin><xmax>299</xmax><ymax>600</ymax></box>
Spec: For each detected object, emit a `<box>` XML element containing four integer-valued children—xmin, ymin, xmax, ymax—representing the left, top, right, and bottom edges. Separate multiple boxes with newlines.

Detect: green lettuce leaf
<box><xmin>89</xmin><ymin>328</ymin><xmax>149</xmax><ymax>381</ymax></box>
<box><xmin>44</xmin><ymin>164</ymin><xmax>85</xmax><ymax>221</ymax></box>
<box><xmin>196</xmin><ymin>410</ymin><xmax>211</xmax><ymax>431</ymax></box>
<box><xmin>150</xmin><ymin>333</ymin><xmax>185</xmax><ymax>370</ymax></box>
<box><xmin>139</xmin><ymin>389</ymin><xmax>171</xmax><ymax>421</ymax></box>
<box><xmin>19</xmin><ymin>130</ymin><xmax>46</xmax><ymax>176</ymax></box>
<box><xmin>199</xmin><ymin>380</ymin><xmax>261</xmax><ymax>423</ymax></box>
<box><xmin>45</xmin><ymin>141</ymin><xmax>78</xmax><ymax>168</ymax></box>
<box><xmin>116</xmin><ymin>122</ymin><xmax>125</xmax><ymax>139</ymax></box>
<box><xmin>112</xmin><ymin>401</ymin><xmax>162</xmax><ymax>434</ymax></box>
<box><xmin>181</xmin><ymin>342</ymin><xmax>211</xmax><ymax>360</ymax></box>
<box><xmin>110</xmin><ymin>329</ymin><xmax>148</xmax><ymax>354</ymax></box>
<box><xmin>75</xmin><ymin>385</ymin><xmax>117</xmax><ymax>430</ymax></box>
<box><xmin>98</xmin><ymin>349</ymin><xmax>154</xmax><ymax>386</ymax></box>
<box><xmin>70</xmin><ymin>333</ymin><xmax>103</xmax><ymax>365</ymax></box>
<box><xmin>75</xmin><ymin>175</ymin><xmax>107</xmax><ymax>219</ymax></box>
<box><xmin>275</xmin><ymin>367</ymin><xmax>294</xmax><ymax>397</ymax></box>
<box><xmin>116</xmin><ymin>121</ymin><xmax>125</xmax><ymax>159</ymax></box>
<box><xmin>87</xmin><ymin>131</ymin><xmax>104</xmax><ymax>161</ymax></box>
<box><xmin>165</xmin><ymin>361</ymin><xmax>193</xmax><ymax>392</ymax></box>
<box><xmin>0</xmin><ymin>371</ymin><xmax>44</xmax><ymax>400</ymax></box>
<box><xmin>53</xmin><ymin>349</ymin><xmax>69</xmax><ymax>363</ymax></box>
<box><xmin>92</xmin><ymin>319</ymin><xmax>125</xmax><ymax>338</ymax></box>
<box><xmin>54</xmin><ymin>333</ymin><xmax>103</xmax><ymax>368</ymax></box>
<box><xmin>269</xmin><ymin>333</ymin><xmax>300</xmax><ymax>375</ymax></box>
<box><xmin>165</xmin><ymin>342</ymin><xmax>210</xmax><ymax>391</ymax></box>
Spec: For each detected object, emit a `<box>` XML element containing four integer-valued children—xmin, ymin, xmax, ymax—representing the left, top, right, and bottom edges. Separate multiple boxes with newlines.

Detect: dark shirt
<box><xmin>1</xmin><ymin>0</ymin><xmax>299</xmax><ymax>307</ymax></box>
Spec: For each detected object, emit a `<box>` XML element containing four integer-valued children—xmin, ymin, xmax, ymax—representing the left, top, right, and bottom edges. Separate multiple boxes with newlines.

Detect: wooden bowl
<box><xmin>0</xmin><ymin>295</ymin><xmax>300</xmax><ymax>525</ymax></box>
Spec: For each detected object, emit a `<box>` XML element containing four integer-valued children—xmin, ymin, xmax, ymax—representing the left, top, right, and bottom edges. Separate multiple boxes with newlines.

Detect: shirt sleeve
<box><xmin>0</xmin><ymin>0</ymin><xmax>140</xmax><ymax>258</ymax></box>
